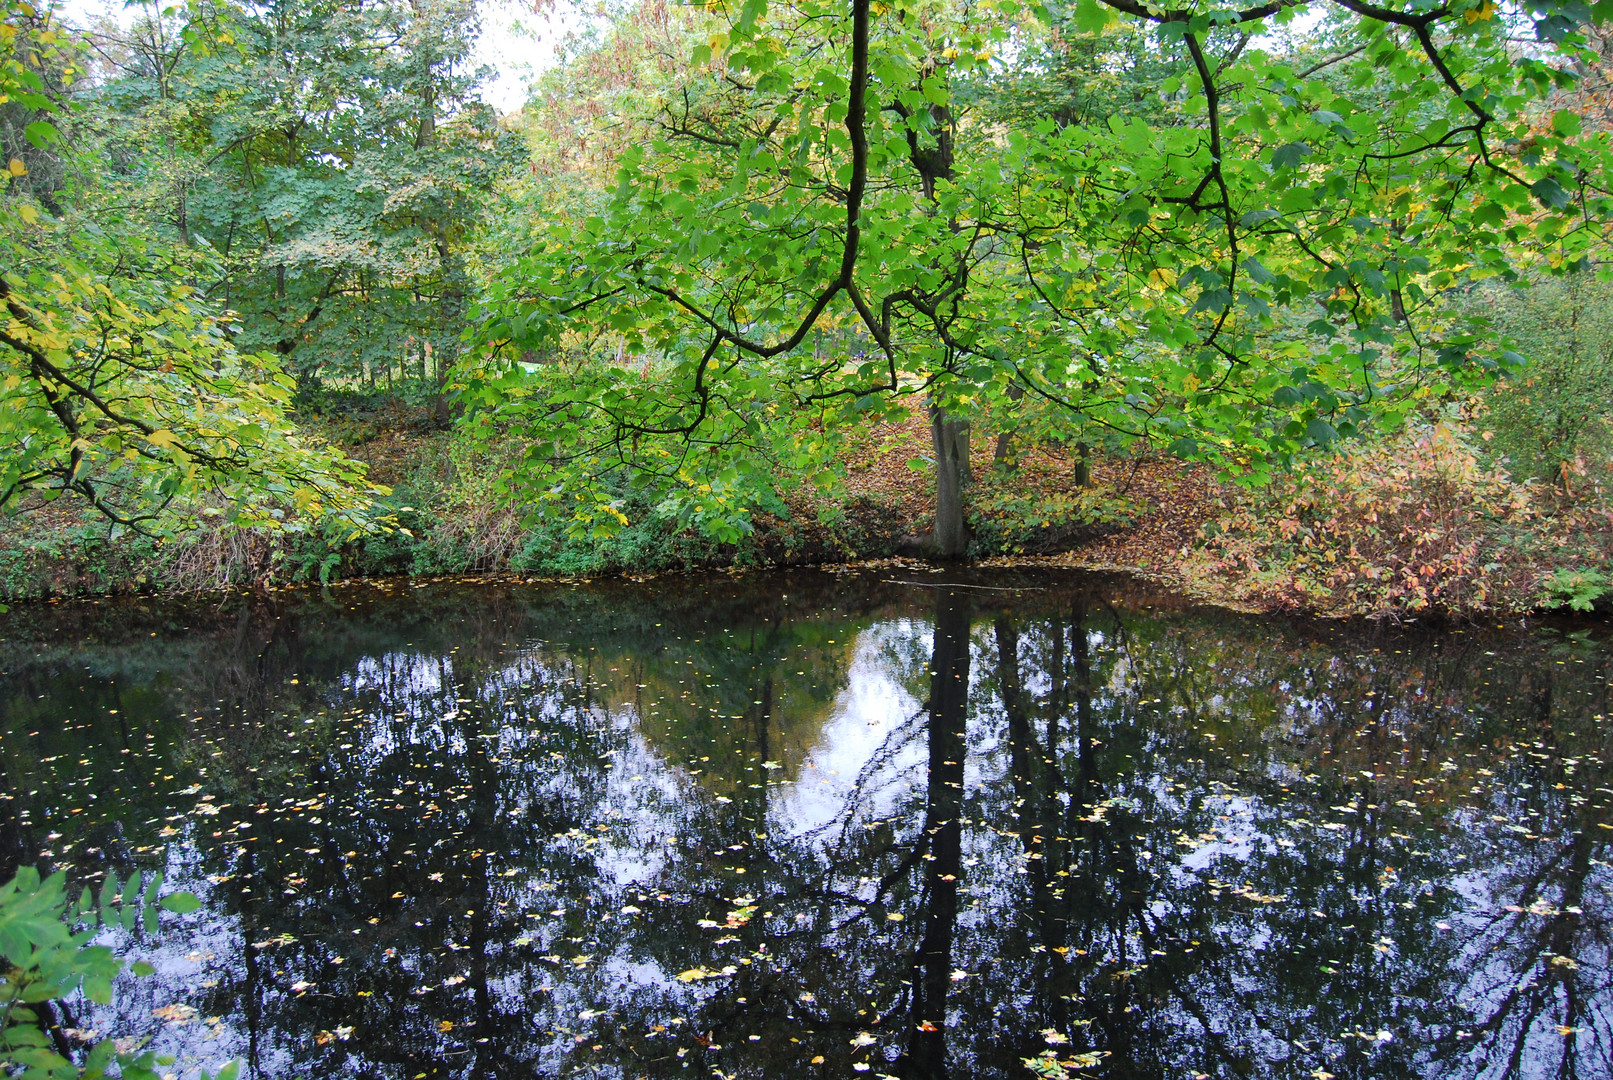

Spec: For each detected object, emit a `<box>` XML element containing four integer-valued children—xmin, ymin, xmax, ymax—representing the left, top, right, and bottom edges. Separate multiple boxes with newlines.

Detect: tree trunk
<box><xmin>992</xmin><ymin>382</ymin><xmax>1026</xmax><ymax>470</ymax></box>
<box><xmin>954</xmin><ymin>419</ymin><xmax>971</xmax><ymax>488</ymax></box>
<box><xmin>1073</xmin><ymin>440</ymin><xmax>1091</xmax><ymax>488</ymax></box>
<box><xmin>928</xmin><ymin>404</ymin><xmax>970</xmax><ymax>558</ymax></box>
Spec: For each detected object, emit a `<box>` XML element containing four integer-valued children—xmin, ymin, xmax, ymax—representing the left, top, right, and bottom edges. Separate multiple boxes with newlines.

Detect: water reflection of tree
<box><xmin>3</xmin><ymin>578</ymin><xmax>1612</xmax><ymax>1078</ymax></box>
<box><xmin>894</xmin><ymin>587</ymin><xmax>970</xmax><ymax>1079</ymax></box>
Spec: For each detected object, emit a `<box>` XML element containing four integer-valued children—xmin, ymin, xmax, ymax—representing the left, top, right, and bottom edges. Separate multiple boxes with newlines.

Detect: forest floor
<box><xmin>335</xmin><ymin>411</ymin><xmax>1231</xmax><ymax>589</ymax></box>
<box><xmin>3</xmin><ymin>397</ymin><xmax>1609</xmax><ymax>619</ymax></box>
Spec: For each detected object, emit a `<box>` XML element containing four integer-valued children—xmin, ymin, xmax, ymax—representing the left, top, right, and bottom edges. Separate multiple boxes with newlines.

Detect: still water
<box><xmin>1</xmin><ymin>570</ymin><xmax>1609</xmax><ymax>1080</ymax></box>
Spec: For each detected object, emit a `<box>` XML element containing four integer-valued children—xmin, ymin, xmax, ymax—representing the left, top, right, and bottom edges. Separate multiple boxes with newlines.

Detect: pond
<box><xmin>1</xmin><ymin>570</ymin><xmax>1609</xmax><ymax>1080</ymax></box>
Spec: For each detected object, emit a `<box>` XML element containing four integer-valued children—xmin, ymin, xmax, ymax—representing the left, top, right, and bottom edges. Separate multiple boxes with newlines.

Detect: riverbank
<box><xmin>2</xmin><ymin>399</ymin><xmax>1609</xmax><ymax>620</ymax></box>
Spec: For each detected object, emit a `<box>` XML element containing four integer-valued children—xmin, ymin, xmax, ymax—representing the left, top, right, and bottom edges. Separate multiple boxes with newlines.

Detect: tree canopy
<box><xmin>469</xmin><ymin>0</ymin><xmax>1613</xmax><ymax>552</ymax></box>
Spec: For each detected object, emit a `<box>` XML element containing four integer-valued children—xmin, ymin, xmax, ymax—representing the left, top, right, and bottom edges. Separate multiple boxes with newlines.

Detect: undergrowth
<box><xmin>969</xmin><ymin>484</ymin><xmax>1135</xmax><ymax>556</ymax></box>
<box><xmin>1187</xmin><ymin>422</ymin><xmax>1613</xmax><ymax>616</ymax></box>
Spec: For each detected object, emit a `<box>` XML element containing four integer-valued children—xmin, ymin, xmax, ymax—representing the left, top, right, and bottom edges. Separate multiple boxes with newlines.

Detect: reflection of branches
<box><xmin>1450</xmin><ymin>826</ymin><xmax>1611</xmax><ymax>1080</ymax></box>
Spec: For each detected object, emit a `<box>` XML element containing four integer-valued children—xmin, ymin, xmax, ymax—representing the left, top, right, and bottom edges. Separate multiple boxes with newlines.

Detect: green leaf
<box><xmin>1071</xmin><ymin>0</ymin><xmax>1112</xmax><ymax>32</ymax></box>
<box><xmin>159</xmin><ymin>892</ymin><xmax>203</xmax><ymax>915</ymax></box>
<box><xmin>1552</xmin><ymin>109</ymin><xmax>1582</xmax><ymax>137</ymax></box>
<box><xmin>1304</xmin><ymin>418</ymin><xmax>1338</xmax><ymax>446</ymax></box>
<box><xmin>1270</xmin><ymin>142</ymin><xmax>1312</xmax><ymax>169</ymax></box>
<box><xmin>23</xmin><ymin>120</ymin><xmax>60</xmax><ymax>148</ymax></box>
<box><xmin>1532</xmin><ymin>176</ymin><xmax>1572</xmax><ymax>208</ymax></box>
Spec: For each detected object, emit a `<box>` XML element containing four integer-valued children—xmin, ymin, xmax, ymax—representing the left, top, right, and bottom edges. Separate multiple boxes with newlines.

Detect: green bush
<box><xmin>1471</xmin><ymin>273</ymin><xmax>1613</xmax><ymax>485</ymax></box>
<box><xmin>968</xmin><ymin>486</ymin><xmax>1135</xmax><ymax>556</ymax></box>
<box><xmin>1543</xmin><ymin>567</ymin><xmax>1612</xmax><ymax>613</ymax></box>
<box><xmin>509</xmin><ymin>488</ymin><xmax>741</xmax><ymax>576</ymax></box>
<box><xmin>1</xmin><ymin>866</ymin><xmax>232</xmax><ymax>1080</ymax></box>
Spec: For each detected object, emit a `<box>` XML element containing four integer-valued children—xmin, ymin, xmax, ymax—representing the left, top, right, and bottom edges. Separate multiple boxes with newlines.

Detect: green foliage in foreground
<box><xmin>0</xmin><ymin>866</ymin><xmax>233</xmax><ymax>1080</ymax></box>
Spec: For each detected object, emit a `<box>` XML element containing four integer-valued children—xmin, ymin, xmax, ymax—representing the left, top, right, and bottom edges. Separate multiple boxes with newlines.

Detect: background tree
<box><xmin>1</xmin><ymin>2</ymin><xmax>382</xmax><ymax>533</ymax></box>
<box><xmin>1465</xmin><ymin>273</ymin><xmax>1613</xmax><ymax>487</ymax></box>
<box><xmin>84</xmin><ymin>0</ymin><xmax>517</xmax><ymax>394</ymax></box>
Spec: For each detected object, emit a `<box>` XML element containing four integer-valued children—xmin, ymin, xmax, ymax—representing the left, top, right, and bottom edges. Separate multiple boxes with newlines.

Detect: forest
<box><xmin>6</xmin><ymin>1</ymin><xmax>1613</xmax><ymax>1077</ymax></box>
<box><xmin>0</xmin><ymin>0</ymin><xmax>1610</xmax><ymax>615</ymax></box>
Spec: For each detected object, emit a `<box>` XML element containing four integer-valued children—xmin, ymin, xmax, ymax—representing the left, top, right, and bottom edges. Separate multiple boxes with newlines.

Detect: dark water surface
<box><xmin>2</xmin><ymin>570</ymin><xmax>1610</xmax><ymax>1080</ymax></box>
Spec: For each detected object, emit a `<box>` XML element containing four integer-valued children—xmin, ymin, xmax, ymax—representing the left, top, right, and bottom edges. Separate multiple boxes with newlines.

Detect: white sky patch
<box><xmin>776</xmin><ymin>621</ymin><xmax>927</xmax><ymax>836</ymax></box>
<box><xmin>474</xmin><ymin>0</ymin><xmax>576</xmax><ymax>113</ymax></box>
<box><xmin>53</xmin><ymin>0</ymin><xmax>574</xmax><ymax>115</ymax></box>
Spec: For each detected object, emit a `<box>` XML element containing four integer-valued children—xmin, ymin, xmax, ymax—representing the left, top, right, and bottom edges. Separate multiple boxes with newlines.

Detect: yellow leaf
<box><xmin>675</xmin><ymin>968</ymin><xmax>708</xmax><ymax>982</ymax></box>
<box><xmin>145</xmin><ymin>429</ymin><xmax>178</xmax><ymax>449</ymax></box>
<box><xmin>7</xmin><ymin>159</ymin><xmax>25</xmax><ymax>177</ymax></box>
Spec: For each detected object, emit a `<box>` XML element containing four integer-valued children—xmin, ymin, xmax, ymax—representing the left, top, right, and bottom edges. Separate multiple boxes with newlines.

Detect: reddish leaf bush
<box><xmin>1190</xmin><ymin>423</ymin><xmax>1611</xmax><ymax>616</ymax></box>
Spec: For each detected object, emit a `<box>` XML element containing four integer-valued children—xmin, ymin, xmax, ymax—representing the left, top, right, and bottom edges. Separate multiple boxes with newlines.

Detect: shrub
<box><xmin>1193</xmin><ymin>423</ymin><xmax>1547</xmax><ymax>614</ymax></box>
<box><xmin>969</xmin><ymin>485</ymin><xmax>1135</xmax><ymax>556</ymax></box>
